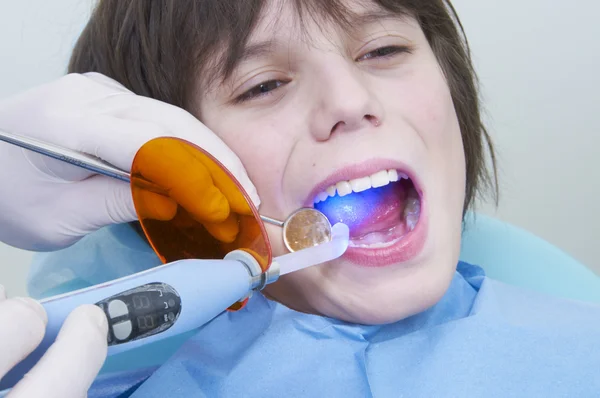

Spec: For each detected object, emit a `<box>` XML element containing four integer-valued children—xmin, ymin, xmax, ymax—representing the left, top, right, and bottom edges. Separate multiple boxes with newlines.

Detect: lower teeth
<box><xmin>403</xmin><ymin>189</ymin><xmax>421</xmax><ymax>231</ymax></box>
<box><xmin>406</xmin><ymin>213</ymin><xmax>419</xmax><ymax>231</ymax></box>
<box><xmin>349</xmin><ymin>189</ymin><xmax>421</xmax><ymax>249</ymax></box>
<box><xmin>348</xmin><ymin>236</ymin><xmax>402</xmax><ymax>249</ymax></box>
<box><xmin>349</xmin><ymin>225</ymin><xmax>401</xmax><ymax>247</ymax></box>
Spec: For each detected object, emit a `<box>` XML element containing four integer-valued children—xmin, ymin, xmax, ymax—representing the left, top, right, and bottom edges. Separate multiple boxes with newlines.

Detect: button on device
<box><xmin>108</xmin><ymin>299</ymin><xmax>128</xmax><ymax>319</ymax></box>
<box><xmin>112</xmin><ymin>320</ymin><xmax>133</xmax><ymax>341</ymax></box>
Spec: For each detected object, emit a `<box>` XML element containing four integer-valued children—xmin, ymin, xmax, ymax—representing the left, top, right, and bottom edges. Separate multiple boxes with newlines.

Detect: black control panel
<box><xmin>95</xmin><ymin>283</ymin><xmax>182</xmax><ymax>346</ymax></box>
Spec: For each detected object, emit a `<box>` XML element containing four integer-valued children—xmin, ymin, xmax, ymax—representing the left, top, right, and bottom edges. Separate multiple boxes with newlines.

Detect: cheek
<box><xmin>415</xmin><ymin>74</ymin><xmax>466</xmax><ymax>212</ymax></box>
<box><xmin>409</xmin><ymin>71</ymin><xmax>466</xmax><ymax>258</ymax></box>
<box><xmin>201</xmin><ymin>109</ymin><xmax>298</xmax><ymax>257</ymax></box>
<box><xmin>383</xmin><ymin>65</ymin><xmax>466</xmax><ymax>249</ymax></box>
<box><xmin>203</xmin><ymin>114</ymin><xmax>288</xmax><ymax>202</ymax></box>
<box><xmin>387</xmin><ymin>66</ymin><xmax>465</xmax><ymax>181</ymax></box>
<box><xmin>400</xmin><ymin>71</ymin><xmax>459</xmax><ymax>145</ymax></box>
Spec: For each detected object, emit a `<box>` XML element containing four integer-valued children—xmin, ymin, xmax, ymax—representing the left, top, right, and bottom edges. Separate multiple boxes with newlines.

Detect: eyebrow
<box><xmin>216</xmin><ymin>40</ymin><xmax>280</xmax><ymax>86</ymax></box>
<box><xmin>349</xmin><ymin>9</ymin><xmax>407</xmax><ymax>27</ymax></box>
<box><xmin>236</xmin><ymin>40</ymin><xmax>278</xmax><ymax>65</ymax></box>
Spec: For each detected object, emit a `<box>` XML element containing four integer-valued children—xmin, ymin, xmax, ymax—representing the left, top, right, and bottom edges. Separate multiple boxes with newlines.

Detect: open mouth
<box><xmin>313</xmin><ymin>169</ymin><xmax>422</xmax><ymax>249</ymax></box>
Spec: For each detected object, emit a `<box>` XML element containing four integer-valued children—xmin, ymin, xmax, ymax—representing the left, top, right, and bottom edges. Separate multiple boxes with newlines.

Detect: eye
<box><xmin>357</xmin><ymin>45</ymin><xmax>411</xmax><ymax>61</ymax></box>
<box><xmin>235</xmin><ymin>79</ymin><xmax>288</xmax><ymax>103</ymax></box>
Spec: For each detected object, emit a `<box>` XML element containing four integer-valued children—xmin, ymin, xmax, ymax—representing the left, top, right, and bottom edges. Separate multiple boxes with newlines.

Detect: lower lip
<box><xmin>341</xmin><ymin>199</ymin><xmax>428</xmax><ymax>267</ymax></box>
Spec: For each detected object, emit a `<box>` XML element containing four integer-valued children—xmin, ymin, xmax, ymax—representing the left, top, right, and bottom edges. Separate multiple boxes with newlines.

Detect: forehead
<box><xmin>251</xmin><ymin>0</ymin><xmax>409</xmax><ymax>42</ymax></box>
<box><xmin>199</xmin><ymin>0</ymin><xmax>416</xmax><ymax>92</ymax></box>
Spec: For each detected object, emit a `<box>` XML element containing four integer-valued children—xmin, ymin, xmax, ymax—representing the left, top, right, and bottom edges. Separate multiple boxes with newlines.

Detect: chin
<box><xmin>314</xmin><ymin>254</ymin><xmax>458</xmax><ymax>325</ymax></box>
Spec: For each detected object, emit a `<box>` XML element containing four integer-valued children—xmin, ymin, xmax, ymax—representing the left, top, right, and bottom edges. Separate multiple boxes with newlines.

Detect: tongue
<box><xmin>315</xmin><ymin>181</ymin><xmax>408</xmax><ymax>238</ymax></box>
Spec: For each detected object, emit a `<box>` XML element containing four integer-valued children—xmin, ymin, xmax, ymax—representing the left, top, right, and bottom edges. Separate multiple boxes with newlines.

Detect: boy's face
<box><xmin>198</xmin><ymin>0</ymin><xmax>466</xmax><ymax>324</ymax></box>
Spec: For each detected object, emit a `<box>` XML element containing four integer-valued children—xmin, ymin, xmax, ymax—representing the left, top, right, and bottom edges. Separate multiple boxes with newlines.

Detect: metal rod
<box><xmin>259</xmin><ymin>215</ymin><xmax>285</xmax><ymax>227</ymax></box>
<box><xmin>0</xmin><ymin>128</ymin><xmax>287</xmax><ymax>227</ymax></box>
<box><xmin>0</xmin><ymin>129</ymin><xmax>131</xmax><ymax>182</ymax></box>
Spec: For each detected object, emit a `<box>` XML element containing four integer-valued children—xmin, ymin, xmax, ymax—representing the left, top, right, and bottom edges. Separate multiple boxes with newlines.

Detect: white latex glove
<box><xmin>0</xmin><ymin>284</ymin><xmax>107</xmax><ymax>398</ymax></box>
<box><xmin>0</xmin><ymin>73</ymin><xmax>259</xmax><ymax>251</ymax></box>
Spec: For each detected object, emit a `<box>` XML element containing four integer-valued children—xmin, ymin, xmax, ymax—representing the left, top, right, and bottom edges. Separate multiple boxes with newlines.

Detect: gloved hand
<box><xmin>0</xmin><ymin>73</ymin><xmax>259</xmax><ymax>251</ymax></box>
<box><xmin>131</xmin><ymin>136</ymin><xmax>255</xmax><ymax>244</ymax></box>
<box><xmin>0</xmin><ymin>285</ymin><xmax>107</xmax><ymax>398</ymax></box>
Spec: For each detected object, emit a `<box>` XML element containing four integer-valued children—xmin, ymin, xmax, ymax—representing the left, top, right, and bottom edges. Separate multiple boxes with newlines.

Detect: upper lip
<box><xmin>303</xmin><ymin>158</ymin><xmax>422</xmax><ymax>207</ymax></box>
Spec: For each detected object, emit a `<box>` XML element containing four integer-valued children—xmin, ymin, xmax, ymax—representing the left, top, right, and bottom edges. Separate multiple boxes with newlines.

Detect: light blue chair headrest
<box><xmin>460</xmin><ymin>212</ymin><xmax>600</xmax><ymax>303</ymax></box>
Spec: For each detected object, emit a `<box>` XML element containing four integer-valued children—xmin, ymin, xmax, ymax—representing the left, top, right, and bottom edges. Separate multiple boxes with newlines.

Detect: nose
<box><xmin>310</xmin><ymin>62</ymin><xmax>384</xmax><ymax>141</ymax></box>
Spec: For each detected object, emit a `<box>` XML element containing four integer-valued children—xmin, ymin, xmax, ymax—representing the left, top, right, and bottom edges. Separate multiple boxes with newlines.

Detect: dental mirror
<box><xmin>262</xmin><ymin>209</ymin><xmax>332</xmax><ymax>252</ymax></box>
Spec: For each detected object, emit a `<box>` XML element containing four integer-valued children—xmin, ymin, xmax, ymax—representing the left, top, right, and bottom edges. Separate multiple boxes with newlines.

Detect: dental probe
<box><xmin>0</xmin><ymin>129</ymin><xmax>334</xmax><ymax>252</ymax></box>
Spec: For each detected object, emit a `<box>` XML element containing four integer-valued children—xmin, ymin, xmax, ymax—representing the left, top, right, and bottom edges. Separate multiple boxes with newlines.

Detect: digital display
<box><xmin>97</xmin><ymin>283</ymin><xmax>182</xmax><ymax>346</ymax></box>
<box><xmin>136</xmin><ymin>314</ymin><xmax>156</xmax><ymax>331</ymax></box>
<box><xmin>132</xmin><ymin>294</ymin><xmax>151</xmax><ymax>310</ymax></box>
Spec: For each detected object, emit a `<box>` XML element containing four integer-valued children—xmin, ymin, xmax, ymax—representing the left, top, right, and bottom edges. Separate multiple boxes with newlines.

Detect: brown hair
<box><xmin>69</xmin><ymin>0</ymin><xmax>497</xmax><ymax>214</ymax></box>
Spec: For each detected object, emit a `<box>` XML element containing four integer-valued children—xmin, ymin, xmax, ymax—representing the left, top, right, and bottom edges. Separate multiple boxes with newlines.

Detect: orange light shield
<box><xmin>130</xmin><ymin>137</ymin><xmax>272</xmax><ymax>309</ymax></box>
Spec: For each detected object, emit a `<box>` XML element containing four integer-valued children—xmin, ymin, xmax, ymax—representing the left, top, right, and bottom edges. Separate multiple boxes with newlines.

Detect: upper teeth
<box><xmin>314</xmin><ymin>169</ymin><xmax>408</xmax><ymax>204</ymax></box>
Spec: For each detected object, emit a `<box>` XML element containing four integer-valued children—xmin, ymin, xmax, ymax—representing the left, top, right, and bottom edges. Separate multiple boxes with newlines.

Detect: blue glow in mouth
<box><xmin>314</xmin><ymin>183</ymin><xmax>399</xmax><ymax>231</ymax></box>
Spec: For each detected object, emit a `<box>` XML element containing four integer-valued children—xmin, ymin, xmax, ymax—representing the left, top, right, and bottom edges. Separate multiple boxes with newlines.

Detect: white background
<box><xmin>0</xmin><ymin>0</ymin><xmax>598</xmax><ymax>297</ymax></box>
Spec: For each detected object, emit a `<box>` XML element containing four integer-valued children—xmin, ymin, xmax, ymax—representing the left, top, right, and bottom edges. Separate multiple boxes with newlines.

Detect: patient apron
<box><xmin>24</xmin><ymin>224</ymin><xmax>600</xmax><ymax>397</ymax></box>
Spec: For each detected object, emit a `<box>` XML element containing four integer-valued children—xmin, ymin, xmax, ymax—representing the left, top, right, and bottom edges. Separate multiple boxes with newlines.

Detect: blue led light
<box><xmin>314</xmin><ymin>184</ymin><xmax>397</xmax><ymax>230</ymax></box>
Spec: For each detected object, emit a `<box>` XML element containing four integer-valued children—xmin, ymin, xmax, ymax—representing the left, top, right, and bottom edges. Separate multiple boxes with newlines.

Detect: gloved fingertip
<box><xmin>72</xmin><ymin>304</ymin><xmax>109</xmax><ymax>334</ymax></box>
<box><xmin>199</xmin><ymin>193</ymin><xmax>231</xmax><ymax>223</ymax></box>
<box><xmin>90</xmin><ymin>305</ymin><xmax>109</xmax><ymax>333</ymax></box>
<box><xmin>14</xmin><ymin>297</ymin><xmax>48</xmax><ymax>324</ymax></box>
<box><xmin>215</xmin><ymin>202</ymin><xmax>232</xmax><ymax>221</ymax></box>
<box><xmin>133</xmin><ymin>189</ymin><xmax>178</xmax><ymax>221</ymax></box>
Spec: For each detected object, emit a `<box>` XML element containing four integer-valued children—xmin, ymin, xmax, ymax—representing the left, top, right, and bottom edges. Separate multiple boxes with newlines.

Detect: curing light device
<box><xmin>0</xmin><ymin>223</ymin><xmax>349</xmax><ymax>391</ymax></box>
